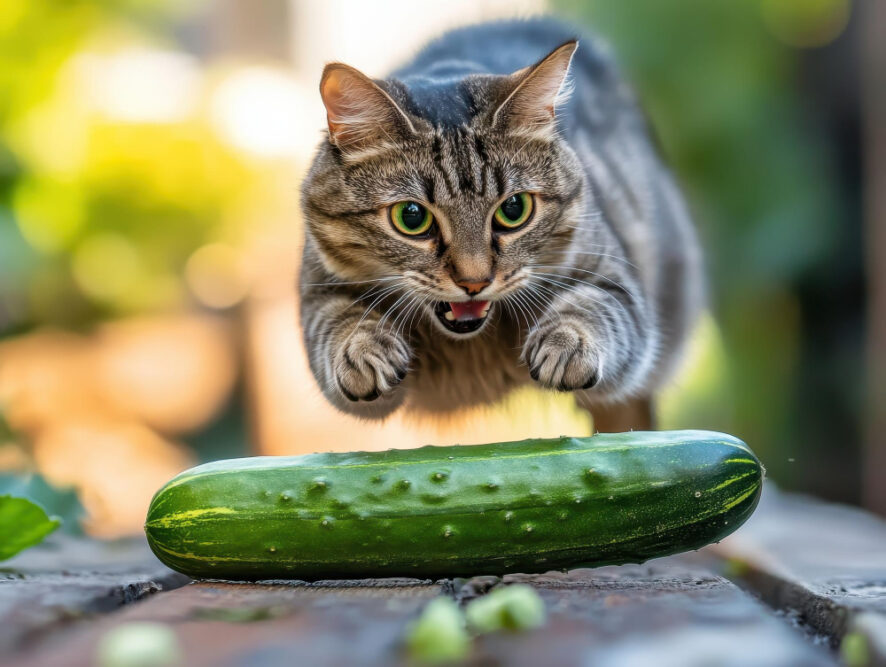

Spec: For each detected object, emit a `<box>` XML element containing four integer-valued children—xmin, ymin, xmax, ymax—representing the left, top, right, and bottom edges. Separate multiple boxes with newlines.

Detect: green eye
<box><xmin>494</xmin><ymin>192</ymin><xmax>534</xmax><ymax>229</ymax></box>
<box><xmin>390</xmin><ymin>201</ymin><xmax>434</xmax><ymax>236</ymax></box>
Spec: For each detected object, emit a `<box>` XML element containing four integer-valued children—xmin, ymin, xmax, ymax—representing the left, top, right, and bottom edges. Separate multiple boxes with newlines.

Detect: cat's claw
<box><xmin>523</xmin><ymin>319</ymin><xmax>600</xmax><ymax>392</ymax></box>
<box><xmin>333</xmin><ymin>326</ymin><xmax>411</xmax><ymax>403</ymax></box>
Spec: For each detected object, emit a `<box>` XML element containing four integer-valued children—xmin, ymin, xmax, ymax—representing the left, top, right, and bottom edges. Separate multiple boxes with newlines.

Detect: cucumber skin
<box><xmin>145</xmin><ymin>430</ymin><xmax>762</xmax><ymax>580</ymax></box>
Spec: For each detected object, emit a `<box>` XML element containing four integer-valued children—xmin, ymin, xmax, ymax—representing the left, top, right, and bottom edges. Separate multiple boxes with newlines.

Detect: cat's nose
<box><xmin>454</xmin><ymin>277</ymin><xmax>491</xmax><ymax>296</ymax></box>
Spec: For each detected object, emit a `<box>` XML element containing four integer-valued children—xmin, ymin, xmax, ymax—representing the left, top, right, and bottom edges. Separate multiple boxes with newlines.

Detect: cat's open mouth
<box><xmin>434</xmin><ymin>300</ymin><xmax>491</xmax><ymax>334</ymax></box>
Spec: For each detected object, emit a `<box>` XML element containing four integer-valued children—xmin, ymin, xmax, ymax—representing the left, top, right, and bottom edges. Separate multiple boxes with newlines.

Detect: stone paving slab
<box><xmin>0</xmin><ymin>535</ymin><xmax>188</xmax><ymax>654</ymax></box>
<box><xmin>475</xmin><ymin>563</ymin><xmax>835</xmax><ymax>667</ymax></box>
<box><xmin>706</xmin><ymin>486</ymin><xmax>886</xmax><ymax>661</ymax></box>
<box><xmin>9</xmin><ymin>578</ymin><xmax>440</xmax><ymax>667</ymax></box>
<box><xmin>7</xmin><ymin>560</ymin><xmax>835</xmax><ymax>667</ymax></box>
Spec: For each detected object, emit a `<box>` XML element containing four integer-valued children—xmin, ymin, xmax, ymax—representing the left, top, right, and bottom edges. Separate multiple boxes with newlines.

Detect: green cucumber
<box><xmin>145</xmin><ymin>430</ymin><xmax>762</xmax><ymax>580</ymax></box>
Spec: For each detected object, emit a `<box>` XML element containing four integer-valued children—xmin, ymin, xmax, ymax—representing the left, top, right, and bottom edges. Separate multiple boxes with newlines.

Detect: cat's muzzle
<box><xmin>434</xmin><ymin>300</ymin><xmax>491</xmax><ymax>335</ymax></box>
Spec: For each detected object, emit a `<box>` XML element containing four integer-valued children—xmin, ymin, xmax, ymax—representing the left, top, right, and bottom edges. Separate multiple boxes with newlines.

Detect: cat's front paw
<box><xmin>523</xmin><ymin>318</ymin><xmax>600</xmax><ymax>391</ymax></box>
<box><xmin>332</xmin><ymin>325</ymin><xmax>411</xmax><ymax>402</ymax></box>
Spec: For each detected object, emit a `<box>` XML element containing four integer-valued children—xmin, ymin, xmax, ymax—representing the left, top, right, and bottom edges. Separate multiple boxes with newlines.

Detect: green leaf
<box><xmin>0</xmin><ymin>495</ymin><xmax>60</xmax><ymax>560</ymax></box>
<box><xmin>0</xmin><ymin>474</ymin><xmax>84</xmax><ymax>534</ymax></box>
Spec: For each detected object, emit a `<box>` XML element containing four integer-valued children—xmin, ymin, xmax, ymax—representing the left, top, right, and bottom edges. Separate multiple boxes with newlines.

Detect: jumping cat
<box><xmin>299</xmin><ymin>18</ymin><xmax>702</xmax><ymax>432</ymax></box>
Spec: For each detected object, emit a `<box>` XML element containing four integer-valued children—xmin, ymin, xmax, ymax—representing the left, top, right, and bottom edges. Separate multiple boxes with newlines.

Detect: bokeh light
<box><xmin>210</xmin><ymin>67</ymin><xmax>314</xmax><ymax>158</ymax></box>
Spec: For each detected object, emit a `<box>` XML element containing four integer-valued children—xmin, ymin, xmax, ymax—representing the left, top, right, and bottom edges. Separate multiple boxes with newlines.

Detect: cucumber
<box><xmin>145</xmin><ymin>430</ymin><xmax>762</xmax><ymax>580</ymax></box>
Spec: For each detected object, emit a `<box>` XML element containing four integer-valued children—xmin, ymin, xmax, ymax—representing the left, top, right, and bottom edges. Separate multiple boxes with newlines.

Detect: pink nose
<box><xmin>454</xmin><ymin>278</ymin><xmax>491</xmax><ymax>296</ymax></box>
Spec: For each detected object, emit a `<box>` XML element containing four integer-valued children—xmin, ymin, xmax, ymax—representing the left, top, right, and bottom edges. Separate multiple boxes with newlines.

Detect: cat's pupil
<box><xmin>401</xmin><ymin>202</ymin><xmax>426</xmax><ymax>229</ymax></box>
<box><xmin>501</xmin><ymin>195</ymin><xmax>524</xmax><ymax>221</ymax></box>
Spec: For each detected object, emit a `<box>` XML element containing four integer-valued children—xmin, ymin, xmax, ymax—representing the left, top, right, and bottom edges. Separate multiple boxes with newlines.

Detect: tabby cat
<box><xmin>299</xmin><ymin>18</ymin><xmax>702</xmax><ymax>432</ymax></box>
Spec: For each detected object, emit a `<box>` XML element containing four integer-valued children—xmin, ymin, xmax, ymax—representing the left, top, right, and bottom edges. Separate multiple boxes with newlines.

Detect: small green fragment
<box><xmin>405</xmin><ymin>597</ymin><xmax>470</xmax><ymax>663</ymax></box>
<box><xmin>0</xmin><ymin>495</ymin><xmax>60</xmax><ymax>561</ymax></box>
<box><xmin>96</xmin><ymin>622</ymin><xmax>181</xmax><ymax>667</ymax></box>
<box><xmin>722</xmin><ymin>557</ymin><xmax>751</xmax><ymax>578</ymax></box>
<box><xmin>841</xmin><ymin>631</ymin><xmax>870</xmax><ymax>667</ymax></box>
<box><xmin>431</xmin><ymin>471</ymin><xmax>448</xmax><ymax>482</ymax></box>
<box><xmin>465</xmin><ymin>585</ymin><xmax>546</xmax><ymax>634</ymax></box>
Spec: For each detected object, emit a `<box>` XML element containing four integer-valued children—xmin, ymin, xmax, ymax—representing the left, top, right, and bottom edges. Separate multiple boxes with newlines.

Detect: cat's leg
<box><xmin>300</xmin><ymin>294</ymin><xmax>411</xmax><ymax>419</ymax></box>
<box><xmin>586</xmin><ymin>397</ymin><xmax>655</xmax><ymax>433</ymax></box>
<box><xmin>521</xmin><ymin>279</ymin><xmax>655</xmax><ymax>405</ymax></box>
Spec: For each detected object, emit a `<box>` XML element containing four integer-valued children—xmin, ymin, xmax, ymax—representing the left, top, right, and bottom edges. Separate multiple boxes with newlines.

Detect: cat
<box><xmin>299</xmin><ymin>18</ymin><xmax>702</xmax><ymax>432</ymax></box>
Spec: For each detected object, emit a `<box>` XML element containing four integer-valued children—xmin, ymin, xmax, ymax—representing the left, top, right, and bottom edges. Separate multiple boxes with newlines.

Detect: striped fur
<box><xmin>299</xmin><ymin>18</ymin><xmax>702</xmax><ymax>421</ymax></box>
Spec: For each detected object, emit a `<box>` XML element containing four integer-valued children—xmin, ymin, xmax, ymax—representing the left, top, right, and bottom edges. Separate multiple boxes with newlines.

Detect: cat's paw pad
<box><xmin>333</xmin><ymin>327</ymin><xmax>411</xmax><ymax>402</ymax></box>
<box><xmin>523</xmin><ymin>319</ymin><xmax>600</xmax><ymax>391</ymax></box>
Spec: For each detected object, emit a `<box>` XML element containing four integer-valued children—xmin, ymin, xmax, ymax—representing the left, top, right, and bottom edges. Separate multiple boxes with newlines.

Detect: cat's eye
<box><xmin>390</xmin><ymin>201</ymin><xmax>434</xmax><ymax>236</ymax></box>
<box><xmin>494</xmin><ymin>192</ymin><xmax>534</xmax><ymax>230</ymax></box>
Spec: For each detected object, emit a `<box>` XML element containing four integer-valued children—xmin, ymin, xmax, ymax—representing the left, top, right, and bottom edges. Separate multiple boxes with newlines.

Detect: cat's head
<box><xmin>301</xmin><ymin>41</ymin><xmax>585</xmax><ymax>339</ymax></box>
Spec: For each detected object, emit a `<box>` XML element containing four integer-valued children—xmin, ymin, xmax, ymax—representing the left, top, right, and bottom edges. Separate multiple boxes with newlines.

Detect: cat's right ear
<box><xmin>319</xmin><ymin>64</ymin><xmax>414</xmax><ymax>153</ymax></box>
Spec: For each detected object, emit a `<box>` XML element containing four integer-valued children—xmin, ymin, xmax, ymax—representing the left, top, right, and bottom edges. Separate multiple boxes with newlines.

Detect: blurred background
<box><xmin>0</xmin><ymin>0</ymin><xmax>881</xmax><ymax>536</ymax></box>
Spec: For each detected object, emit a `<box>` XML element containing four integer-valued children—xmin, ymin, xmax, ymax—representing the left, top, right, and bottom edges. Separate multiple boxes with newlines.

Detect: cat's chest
<box><xmin>405</xmin><ymin>318</ymin><xmax>526</xmax><ymax>412</ymax></box>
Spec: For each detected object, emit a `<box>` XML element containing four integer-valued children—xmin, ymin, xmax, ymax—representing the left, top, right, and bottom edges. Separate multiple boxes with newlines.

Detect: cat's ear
<box><xmin>319</xmin><ymin>63</ymin><xmax>414</xmax><ymax>152</ymax></box>
<box><xmin>492</xmin><ymin>40</ymin><xmax>577</xmax><ymax>137</ymax></box>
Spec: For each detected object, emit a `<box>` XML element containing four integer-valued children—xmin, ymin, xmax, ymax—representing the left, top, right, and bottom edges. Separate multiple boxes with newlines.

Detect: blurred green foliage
<box><xmin>556</xmin><ymin>0</ymin><xmax>860</xmax><ymax>497</ymax></box>
<box><xmin>0</xmin><ymin>0</ymin><xmax>252</xmax><ymax>332</ymax></box>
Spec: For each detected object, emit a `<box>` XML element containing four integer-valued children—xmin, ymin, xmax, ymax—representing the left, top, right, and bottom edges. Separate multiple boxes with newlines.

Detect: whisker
<box><xmin>511</xmin><ymin>289</ymin><xmax>542</xmax><ymax>334</ymax></box>
<box><xmin>376</xmin><ymin>291</ymin><xmax>413</xmax><ymax>332</ymax></box>
<box><xmin>530</xmin><ymin>266</ymin><xmax>641</xmax><ymax>301</ymax></box>
<box><xmin>341</xmin><ymin>283</ymin><xmax>404</xmax><ymax>348</ymax></box>
<box><xmin>512</xmin><ymin>295</ymin><xmax>534</xmax><ymax>335</ymax></box>
<box><xmin>527</xmin><ymin>277</ymin><xmax>633</xmax><ymax>331</ymax></box>
<box><xmin>404</xmin><ymin>296</ymin><xmax>427</xmax><ymax>335</ymax></box>
<box><xmin>388</xmin><ymin>294</ymin><xmax>414</xmax><ymax>339</ymax></box>
<box><xmin>525</xmin><ymin>280</ymin><xmax>605</xmax><ymax>323</ymax></box>
<box><xmin>341</xmin><ymin>282</ymin><xmax>400</xmax><ymax>313</ymax></box>
<box><xmin>537</xmin><ymin>250</ymin><xmax>639</xmax><ymax>271</ymax></box>
<box><xmin>530</xmin><ymin>273</ymin><xmax>621</xmax><ymax>309</ymax></box>
<box><xmin>394</xmin><ymin>294</ymin><xmax>425</xmax><ymax>340</ymax></box>
<box><xmin>522</xmin><ymin>283</ymin><xmax>547</xmax><ymax>322</ymax></box>
<box><xmin>302</xmin><ymin>276</ymin><xmax>401</xmax><ymax>288</ymax></box>
<box><xmin>503</xmin><ymin>294</ymin><xmax>527</xmax><ymax>334</ymax></box>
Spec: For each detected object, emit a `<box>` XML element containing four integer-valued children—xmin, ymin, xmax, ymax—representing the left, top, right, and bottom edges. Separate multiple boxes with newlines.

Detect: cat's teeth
<box><xmin>444</xmin><ymin>311</ymin><xmax>455</xmax><ymax>321</ymax></box>
<box><xmin>480</xmin><ymin>304</ymin><xmax>490</xmax><ymax>317</ymax></box>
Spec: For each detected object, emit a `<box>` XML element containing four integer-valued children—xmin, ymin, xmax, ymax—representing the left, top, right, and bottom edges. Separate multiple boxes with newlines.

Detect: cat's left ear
<box><xmin>492</xmin><ymin>40</ymin><xmax>577</xmax><ymax>137</ymax></box>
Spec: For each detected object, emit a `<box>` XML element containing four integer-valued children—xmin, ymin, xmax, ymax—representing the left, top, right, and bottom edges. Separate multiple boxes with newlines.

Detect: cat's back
<box><xmin>390</xmin><ymin>17</ymin><xmax>633</xmax><ymax>136</ymax></box>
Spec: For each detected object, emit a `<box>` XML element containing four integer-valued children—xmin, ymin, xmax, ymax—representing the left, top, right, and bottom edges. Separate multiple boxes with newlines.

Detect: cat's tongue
<box><xmin>449</xmin><ymin>300</ymin><xmax>489</xmax><ymax>320</ymax></box>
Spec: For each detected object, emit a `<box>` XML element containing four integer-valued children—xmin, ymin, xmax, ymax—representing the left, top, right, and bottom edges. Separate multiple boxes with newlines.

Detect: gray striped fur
<box><xmin>299</xmin><ymin>19</ymin><xmax>702</xmax><ymax>423</ymax></box>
